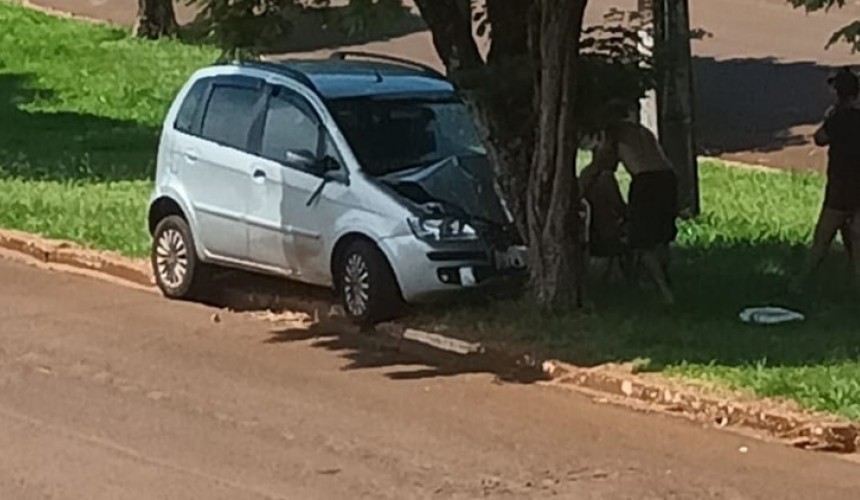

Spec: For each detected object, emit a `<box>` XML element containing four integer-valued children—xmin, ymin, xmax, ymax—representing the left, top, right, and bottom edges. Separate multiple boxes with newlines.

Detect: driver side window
<box><xmin>261</xmin><ymin>86</ymin><xmax>324</xmax><ymax>172</ymax></box>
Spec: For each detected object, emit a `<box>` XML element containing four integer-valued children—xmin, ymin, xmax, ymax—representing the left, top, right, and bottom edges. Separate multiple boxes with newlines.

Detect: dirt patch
<box><xmin>1</xmin><ymin>228</ymin><xmax>857</xmax><ymax>455</ymax></box>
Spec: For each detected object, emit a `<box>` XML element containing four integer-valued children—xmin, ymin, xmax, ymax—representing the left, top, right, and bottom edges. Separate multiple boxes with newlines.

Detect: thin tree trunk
<box><xmin>527</xmin><ymin>0</ymin><xmax>588</xmax><ymax>307</ymax></box>
<box><xmin>135</xmin><ymin>0</ymin><xmax>179</xmax><ymax>39</ymax></box>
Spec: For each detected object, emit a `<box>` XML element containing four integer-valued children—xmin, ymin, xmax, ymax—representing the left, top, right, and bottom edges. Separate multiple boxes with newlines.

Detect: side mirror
<box><xmin>284</xmin><ymin>149</ymin><xmax>316</xmax><ymax>169</ymax></box>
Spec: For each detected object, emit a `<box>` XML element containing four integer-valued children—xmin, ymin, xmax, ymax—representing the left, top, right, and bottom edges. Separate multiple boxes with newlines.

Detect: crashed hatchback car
<box><xmin>148</xmin><ymin>52</ymin><xmax>527</xmax><ymax>324</ymax></box>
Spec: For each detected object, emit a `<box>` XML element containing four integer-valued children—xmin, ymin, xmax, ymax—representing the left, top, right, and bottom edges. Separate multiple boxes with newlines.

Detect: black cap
<box><xmin>828</xmin><ymin>67</ymin><xmax>859</xmax><ymax>98</ymax></box>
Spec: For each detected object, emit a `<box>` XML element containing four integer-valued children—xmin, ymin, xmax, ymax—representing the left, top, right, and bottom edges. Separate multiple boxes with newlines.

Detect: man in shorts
<box><xmin>795</xmin><ymin>67</ymin><xmax>860</xmax><ymax>288</ymax></box>
<box><xmin>594</xmin><ymin>112</ymin><xmax>679</xmax><ymax>304</ymax></box>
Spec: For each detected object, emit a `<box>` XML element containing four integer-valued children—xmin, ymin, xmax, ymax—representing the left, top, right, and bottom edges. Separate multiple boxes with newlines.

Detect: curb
<box><xmin>543</xmin><ymin>361</ymin><xmax>859</xmax><ymax>453</ymax></box>
<box><xmin>1</xmin><ymin>229</ymin><xmax>857</xmax><ymax>454</ymax></box>
<box><xmin>0</xmin><ymin>230</ymin><xmax>153</xmax><ymax>288</ymax></box>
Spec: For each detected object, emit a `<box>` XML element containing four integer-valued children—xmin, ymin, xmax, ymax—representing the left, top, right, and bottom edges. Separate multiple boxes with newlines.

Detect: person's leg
<box><xmin>641</xmin><ymin>247</ymin><xmax>675</xmax><ymax>304</ymax></box>
<box><xmin>849</xmin><ymin>210</ymin><xmax>860</xmax><ymax>286</ymax></box>
<box><xmin>656</xmin><ymin>243</ymin><xmax>672</xmax><ymax>285</ymax></box>
<box><xmin>794</xmin><ymin>207</ymin><xmax>848</xmax><ymax>288</ymax></box>
<box><xmin>841</xmin><ymin>217</ymin><xmax>854</xmax><ymax>269</ymax></box>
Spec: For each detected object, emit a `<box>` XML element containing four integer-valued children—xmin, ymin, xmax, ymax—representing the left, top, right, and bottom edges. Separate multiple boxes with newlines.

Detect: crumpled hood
<box><xmin>379</xmin><ymin>156</ymin><xmax>509</xmax><ymax>225</ymax></box>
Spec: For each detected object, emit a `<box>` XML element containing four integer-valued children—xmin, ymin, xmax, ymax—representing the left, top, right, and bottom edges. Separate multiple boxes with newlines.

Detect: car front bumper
<box><xmin>379</xmin><ymin>235</ymin><xmax>527</xmax><ymax>304</ymax></box>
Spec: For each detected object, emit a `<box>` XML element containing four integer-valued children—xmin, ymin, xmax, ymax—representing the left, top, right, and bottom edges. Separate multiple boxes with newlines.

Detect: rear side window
<box><xmin>173</xmin><ymin>78</ymin><xmax>209</xmax><ymax>134</ymax></box>
<box><xmin>200</xmin><ymin>82</ymin><xmax>263</xmax><ymax>151</ymax></box>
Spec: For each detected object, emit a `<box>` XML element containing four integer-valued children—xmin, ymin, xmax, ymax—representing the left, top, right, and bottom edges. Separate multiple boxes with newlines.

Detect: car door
<box><xmin>177</xmin><ymin>74</ymin><xmax>265</xmax><ymax>261</ymax></box>
<box><xmin>249</xmin><ymin>84</ymin><xmax>348</xmax><ymax>284</ymax></box>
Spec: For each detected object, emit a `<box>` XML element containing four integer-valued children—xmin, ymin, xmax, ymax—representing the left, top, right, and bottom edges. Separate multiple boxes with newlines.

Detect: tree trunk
<box><xmin>527</xmin><ymin>0</ymin><xmax>588</xmax><ymax>307</ymax></box>
<box><xmin>135</xmin><ymin>0</ymin><xmax>179</xmax><ymax>39</ymax></box>
<box><xmin>413</xmin><ymin>0</ymin><xmax>533</xmax><ymax>240</ymax></box>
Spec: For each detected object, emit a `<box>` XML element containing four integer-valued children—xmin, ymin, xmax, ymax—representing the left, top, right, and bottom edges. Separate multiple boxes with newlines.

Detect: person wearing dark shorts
<box><xmin>795</xmin><ymin>67</ymin><xmax>860</xmax><ymax>289</ymax></box>
<box><xmin>627</xmin><ymin>170</ymin><xmax>679</xmax><ymax>251</ymax></box>
<box><xmin>601</xmin><ymin>118</ymin><xmax>679</xmax><ymax>304</ymax></box>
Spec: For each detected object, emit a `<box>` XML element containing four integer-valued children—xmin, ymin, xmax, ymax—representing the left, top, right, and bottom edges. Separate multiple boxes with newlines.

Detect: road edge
<box><xmin>1</xmin><ymin>228</ymin><xmax>857</xmax><ymax>454</ymax></box>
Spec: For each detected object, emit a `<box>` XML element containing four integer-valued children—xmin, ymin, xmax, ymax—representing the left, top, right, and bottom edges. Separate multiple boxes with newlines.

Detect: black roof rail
<box><xmin>329</xmin><ymin>51</ymin><xmax>445</xmax><ymax>79</ymax></box>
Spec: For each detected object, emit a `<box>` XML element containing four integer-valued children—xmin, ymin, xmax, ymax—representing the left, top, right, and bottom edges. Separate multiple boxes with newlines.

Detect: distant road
<box><xmin>28</xmin><ymin>0</ymin><xmax>860</xmax><ymax>170</ymax></box>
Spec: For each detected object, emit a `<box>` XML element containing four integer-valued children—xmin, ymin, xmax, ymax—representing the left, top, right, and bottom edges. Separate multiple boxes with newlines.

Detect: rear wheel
<box><xmin>337</xmin><ymin>240</ymin><xmax>404</xmax><ymax>326</ymax></box>
<box><xmin>151</xmin><ymin>215</ymin><xmax>209</xmax><ymax>300</ymax></box>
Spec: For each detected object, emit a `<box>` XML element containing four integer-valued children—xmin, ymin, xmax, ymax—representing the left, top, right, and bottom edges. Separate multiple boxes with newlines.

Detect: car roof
<box><xmin>236</xmin><ymin>55</ymin><xmax>455</xmax><ymax>100</ymax></box>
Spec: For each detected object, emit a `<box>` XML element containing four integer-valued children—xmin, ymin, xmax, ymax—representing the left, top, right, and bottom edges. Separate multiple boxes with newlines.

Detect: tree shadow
<box><xmin>179</xmin><ymin>4</ymin><xmax>427</xmax><ymax>55</ymax></box>
<box><xmin>0</xmin><ymin>72</ymin><xmax>158</xmax><ymax>182</ymax></box>
<box><xmin>432</xmin><ymin>240</ymin><xmax>860</xmax><ymax>373</ymax></box>
<box><xmin>261</xmin><ymin>309</ymin><xmax>547</xmax><ymax>384</ymax></box>
<box><xmin>693</xmin><ymin>56</ymin><xmax>833</xmax><ymax>157</ymax></box>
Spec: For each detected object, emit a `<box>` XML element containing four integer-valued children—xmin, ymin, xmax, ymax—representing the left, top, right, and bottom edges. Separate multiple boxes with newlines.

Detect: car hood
<box><xmin>378</xmin><ymin>155</ymin><xmax>510</xmax><ymax>225</ymax></box>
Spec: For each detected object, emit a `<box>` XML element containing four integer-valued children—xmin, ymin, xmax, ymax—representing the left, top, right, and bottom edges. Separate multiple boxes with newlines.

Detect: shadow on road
<box><xmin>694</xmin><ymin>56</ymin><xmax>834</xmax><ymax>158</ymax></box>
<box><xmin>265</xmin><ymin>320</ymin><xmax>549</xmax><ymax>384</ymax></box>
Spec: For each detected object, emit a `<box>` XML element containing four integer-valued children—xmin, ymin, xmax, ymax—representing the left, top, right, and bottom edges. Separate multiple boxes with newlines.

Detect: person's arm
<box><xmin>579</xmin><ymin>163</ymin><xmax>600</xmax><ymax>197</ymax></box>
<box><xmin>814</xmin><ymin>108</ymin><xmax>834</xmax><ymax>146</ymax></box>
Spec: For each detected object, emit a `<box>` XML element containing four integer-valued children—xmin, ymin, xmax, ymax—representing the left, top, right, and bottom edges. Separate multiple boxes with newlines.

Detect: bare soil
<box><xmin>3</xmin><ymin>256</ymin><xmax>860</xmax><ymax>498</ymax></box>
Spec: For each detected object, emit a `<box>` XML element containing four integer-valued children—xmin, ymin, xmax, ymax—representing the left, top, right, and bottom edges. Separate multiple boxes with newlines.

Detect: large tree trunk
<box><xmin>135</xmin><ymin>0</ymin><xmax>179</xmax><ymax>39</ymax></box>
<box><xmin>413</xmin><ymin>0</ymin><xmax>588</xmax><ymax>308</ymax></box>
<box><xmin>527</xmin><ymin>0</ymin><xmax>588</xmax><ymax>307</ymax></box>
<box><xmin>413</xmin><ymin>0</ymin><xmax>533</xmax><ymax>239</ymax></box>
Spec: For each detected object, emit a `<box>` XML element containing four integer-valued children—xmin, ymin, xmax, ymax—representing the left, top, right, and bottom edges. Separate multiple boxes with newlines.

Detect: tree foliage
<box><xmin>788</xmin><ymin>0</ymin><xmax>860</xmax><ymax>51</ymax></box>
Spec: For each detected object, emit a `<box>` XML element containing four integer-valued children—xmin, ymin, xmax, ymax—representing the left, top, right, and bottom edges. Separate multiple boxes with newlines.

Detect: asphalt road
<box><xmin>1</xmin><ymin>257</ymin><xmax>860</xmax><ymax>499</ymax></box>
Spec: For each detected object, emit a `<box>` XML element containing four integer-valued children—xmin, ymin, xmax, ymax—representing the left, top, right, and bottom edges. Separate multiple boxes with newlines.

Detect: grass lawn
<box><xmin>3</xmin><ymin>2</ymin><xmax>860</xmax><ymax>419</ymax></box>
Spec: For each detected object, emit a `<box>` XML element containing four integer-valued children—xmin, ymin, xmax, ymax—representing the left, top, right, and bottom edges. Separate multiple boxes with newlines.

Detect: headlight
<box><xmin>408</xmin><ymin>216</ymin><xmax>478</xmax><ymax>242</ymax></box>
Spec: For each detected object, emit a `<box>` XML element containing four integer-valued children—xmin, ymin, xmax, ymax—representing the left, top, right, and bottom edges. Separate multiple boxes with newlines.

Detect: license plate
<box><xmin>495</xmin><ymin>246</ymin><xmax>528</xmax><ymax>270</ymax></box>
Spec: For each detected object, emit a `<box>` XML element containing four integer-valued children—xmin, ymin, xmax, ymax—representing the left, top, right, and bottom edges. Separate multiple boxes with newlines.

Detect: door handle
<box><xmin>184</xmin><ymin>151</ymin><xmax>199</xmax><ymax>162</ymax></box>
<box><xmin>252</xmin><ymin>169</ymin><xmax>267</xmax><ymax>183</ymax></box>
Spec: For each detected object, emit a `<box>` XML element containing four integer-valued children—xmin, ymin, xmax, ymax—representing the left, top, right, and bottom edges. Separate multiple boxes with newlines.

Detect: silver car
<box><xmin>148</xmin><ymin>52</ymin><xmax>527</xmax><ymax>325</ymax></box>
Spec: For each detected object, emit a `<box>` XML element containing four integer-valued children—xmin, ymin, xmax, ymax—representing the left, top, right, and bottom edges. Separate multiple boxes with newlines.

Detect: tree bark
<box><xmin>412</xmin><ymin>0</ymin><xmax>483</xmax><ymax>73</ymax></box>
<box><xmin>413</xmin><ymin>0</ymin><xmax>533</xmax><ymax>240</ymax></box>
<box><xmin>135</xmin><ymin>0</ymin><xmax>179</xmax><ymax>39</ymax></box>
<box><xmin>527</xmin><ymin>0</ymin><xmax>588</xmax><ymax>307</ymax></box>
<box><xmin>414</xmin><ymin>0</ymin><xmax>589</xmax><ymax>308</ymax></box>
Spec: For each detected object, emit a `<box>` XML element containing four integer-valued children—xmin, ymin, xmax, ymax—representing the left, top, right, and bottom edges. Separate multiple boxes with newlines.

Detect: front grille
<box><xmin>427</xmin><ymin>251</ymin><xmax>488</xmax><ymax>262</ymax></box>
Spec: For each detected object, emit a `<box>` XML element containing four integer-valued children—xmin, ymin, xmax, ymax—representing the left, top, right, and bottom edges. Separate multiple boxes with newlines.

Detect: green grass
<box><xmin>3</xmin><ymin>2</ymin><xmax>860</xmax><ymax>419</ymax></box>
<box><xmin>0</xmin><ymin>2</ymin><xmax>216</xmax><ymax>255</ymax></box>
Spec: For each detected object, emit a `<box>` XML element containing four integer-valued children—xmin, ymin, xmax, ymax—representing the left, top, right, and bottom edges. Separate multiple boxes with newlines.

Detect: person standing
<box><xmin>596</xmin><ymin>109</ymin><xmax>679</xmax><ymax>304</ymax></box>
<box><xmin>795</xmin><ymin>67</ymin><xmax>860</xmax><ymax>289</ymax></box>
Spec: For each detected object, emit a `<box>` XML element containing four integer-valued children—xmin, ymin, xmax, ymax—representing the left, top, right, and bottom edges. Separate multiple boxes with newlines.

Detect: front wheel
<box><xmin>151</xmin><ymin>215</ymin><xmax>209</xmax><ymax>300</ymax></box>
<box><xmin>337</xmin><ymin>240</ymin><xmax>404</xmax><ymax>326</ymax></box>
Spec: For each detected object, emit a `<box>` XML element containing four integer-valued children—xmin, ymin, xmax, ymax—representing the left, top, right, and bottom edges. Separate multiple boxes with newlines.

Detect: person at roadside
<box><xmin>596</xmin><ymin>108</ymin><xmax>679</xmax><ymax>305</ymax></box>
<box><xmin>580</xmin><ymin>136</ymin><xmax>628</xmax><ymax>280</ymax></box>
<box><xmin>794</xmin><ymin>67</ymin><xmax>860</xmax><ymax>289</ymax></box>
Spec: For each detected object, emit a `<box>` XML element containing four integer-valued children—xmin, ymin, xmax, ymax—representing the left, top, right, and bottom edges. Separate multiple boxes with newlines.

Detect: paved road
<box><xmin>2</xmin><ymin>257</ymin><xmax>860</xmax><ymax>499</ymax></box>
<box><xmin>28</xmin><ymin>0</ymin><xmax>860</xmax><ymax>171</ymax></box>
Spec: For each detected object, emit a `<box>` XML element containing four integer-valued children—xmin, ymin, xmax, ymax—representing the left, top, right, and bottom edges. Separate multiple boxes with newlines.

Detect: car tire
<box><xmin>337</xmin><ymin>240</ymin><xmax>404</xmax><ymax>326</ymax></box>
<box><xmin>151</xmin><ymin>215</ymin><xmax>209</xmax><ymax>300</ymax></box>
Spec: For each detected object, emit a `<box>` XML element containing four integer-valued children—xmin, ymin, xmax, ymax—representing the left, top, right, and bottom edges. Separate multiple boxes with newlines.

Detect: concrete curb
<box><xmin>543</xmin><ymin>361</ymin><xmax>859</xmax><ymax>453</ymax></box>
<box><xmin>1</xmin><ymin>229</ymin><xmax>857</xmax><ymax>454</ymax></box>
<box><xmin>0</xmin><ymin>230</ymin><xmax>154</xmax><ymax>288</ymax></box>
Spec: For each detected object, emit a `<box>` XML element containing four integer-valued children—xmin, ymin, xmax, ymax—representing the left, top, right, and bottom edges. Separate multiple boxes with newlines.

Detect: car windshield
<box><xmin>327</xmin><ymin>95</ymin><xmax>487</xmax><ymax>176</ymax></box>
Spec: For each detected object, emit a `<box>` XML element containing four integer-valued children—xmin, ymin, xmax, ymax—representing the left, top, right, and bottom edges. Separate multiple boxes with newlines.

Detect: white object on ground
<box><xmin>738</xmin><ymin>306</ymin><xmax>805</xmax><ymax>325</ymax></box>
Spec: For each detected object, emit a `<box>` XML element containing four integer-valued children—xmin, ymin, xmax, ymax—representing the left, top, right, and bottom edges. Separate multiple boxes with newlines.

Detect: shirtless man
<box><xmin>595</xmin><ymin>113</ymin><xmax>679</xmax><ymax>304</ymax></box>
